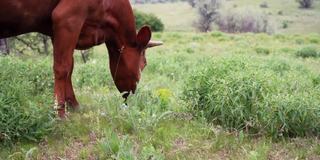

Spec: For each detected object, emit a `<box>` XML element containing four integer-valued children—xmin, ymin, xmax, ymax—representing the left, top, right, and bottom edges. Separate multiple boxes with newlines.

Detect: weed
<box><xmin>97</xmin><ymin>131</ymin><xmax>135</xmax><ymax>159</ymax></box>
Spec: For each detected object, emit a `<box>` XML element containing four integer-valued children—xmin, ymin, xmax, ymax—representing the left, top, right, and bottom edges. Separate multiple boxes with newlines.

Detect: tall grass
<box><xmin>295</xmin><ymin>46</ymin><xmax>320</xmax><ymax>58</ymax></box>
<box><xmin>183</xmin><ymin>55</ymin><xmax>320</xmax><ymax>138</ymax></box>
<box><xmin>0</xmin><ymin>57</ymin><xmax>55</xmax><ymax>145</ymax></box>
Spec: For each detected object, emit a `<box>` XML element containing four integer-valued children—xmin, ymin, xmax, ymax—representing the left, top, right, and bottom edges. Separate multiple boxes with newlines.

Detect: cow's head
<box><xmin>107</xmin><ymin>26</ymin><xmax>162</xmax><ymax>99</ymax></box>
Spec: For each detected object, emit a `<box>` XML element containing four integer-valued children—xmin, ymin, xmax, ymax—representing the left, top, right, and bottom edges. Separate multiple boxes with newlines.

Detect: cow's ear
<box><xmin>137</xmin><ymin>26</ymin><xmax>151</xmax><ymax>48</ymax></box>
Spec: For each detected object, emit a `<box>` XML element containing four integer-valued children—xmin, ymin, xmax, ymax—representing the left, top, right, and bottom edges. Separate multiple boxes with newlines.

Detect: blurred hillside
<box><xmin>133</xmin><ymin>0</ymin><xmax>320</xmax><ymax>34</ymax></box>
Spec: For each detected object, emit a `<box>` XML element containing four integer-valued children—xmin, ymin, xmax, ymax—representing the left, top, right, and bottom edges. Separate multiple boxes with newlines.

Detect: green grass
<box><xmin>183</xmin><ymin>55</ymin><xmax>320</xmax><ymax>138</ymax></box>
<box><xmin>0</xmin><ymin>58</ymin><xmax>55</xmax><ymax>145</ymax></box>
<box><xmin>1</xmin><ymin>0</ymin><xmax>319</xmax><ymax>155</ymax></box>
<box><xmin>1</xmin><ymin>32</ymin><xmax>320</xmax><ymax>159</ymax></box>
<box><xmin>134</xmin><ymin>1</ymin><xmax>320</xmax><ymax>34</ymax></box>
<box><xmin>295</xmin><ymin>45</ymin><xmax>320</xmax><ymax>58</ymax></box>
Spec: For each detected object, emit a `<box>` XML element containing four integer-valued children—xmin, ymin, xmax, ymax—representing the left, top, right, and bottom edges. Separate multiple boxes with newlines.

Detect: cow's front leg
<box><xmin>66</xmin><ymin>58</ymin><xmax>79</xmax><ymax>111</ymax></box>
<box><xmin>52</xmin><ymin>5</ymin><xmax>85</xmax><ymax>118</ymax></box>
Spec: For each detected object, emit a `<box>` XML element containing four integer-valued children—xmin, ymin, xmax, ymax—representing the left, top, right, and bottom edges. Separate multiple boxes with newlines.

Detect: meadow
<box><xmin>1</xmin><ymin>1</ymin><xmax>320</xmax><ymax>160</ymax></box>
<box><xmin>1</xmin><ymin>31</ymin><xmax>320</xmax><ymax>159</ymax></box>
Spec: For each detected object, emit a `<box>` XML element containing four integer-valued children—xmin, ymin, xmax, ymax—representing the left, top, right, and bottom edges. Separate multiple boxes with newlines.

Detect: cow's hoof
<box><xmin>70</xmin><ymin>105</ymin><xmax>80</xmax><ymax>112</ymax></box>
<box><xmin>57</xmin><ymin>108</ymin><xmax>67</xmax><ymax>120</ymax></box>
<box><xmin>67</xmin><ymin>100</ymin><xmax>80</xmax><ymax>112</ymax></box>
<box><xmin>68</xmin><ymin>103</ymin><xmax>80</xmax><ymax>112</ymax></box>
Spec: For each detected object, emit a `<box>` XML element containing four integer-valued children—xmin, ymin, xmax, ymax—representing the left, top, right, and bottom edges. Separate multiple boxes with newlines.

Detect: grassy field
<box><xmin>1</xmin><ymin>1</ymin><xmax>320</xmax><ymax>159</ymax></box>
<box><xmin>1</xmin><ymin>31</ymin><xmax>320</xmax><ymax>159</ymax></box>
<box><xmin>134</xmin><ymin>1</ymin><xmax>320</xmax><ymax>34</ymax></box>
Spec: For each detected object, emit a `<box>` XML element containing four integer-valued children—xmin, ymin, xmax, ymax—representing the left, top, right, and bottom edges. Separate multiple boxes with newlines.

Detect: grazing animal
<box><xmin>0</xmin><ymin>0</ymin><xmax>162</xmax><ymax>118</ymax></box>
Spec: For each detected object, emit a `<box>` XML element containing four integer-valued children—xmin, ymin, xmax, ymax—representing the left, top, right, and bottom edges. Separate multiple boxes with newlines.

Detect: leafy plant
<box><xmin>97</xmin><ymin>130</ymin><xmax>135</xmax><ymax>159</ymax></box>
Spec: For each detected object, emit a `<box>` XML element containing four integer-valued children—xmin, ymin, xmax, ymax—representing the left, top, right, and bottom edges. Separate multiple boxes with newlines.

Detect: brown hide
<box><xmin>0</xmin><ymin>0</ymin><xmax>161</xmax><ymax>118</ymax></box>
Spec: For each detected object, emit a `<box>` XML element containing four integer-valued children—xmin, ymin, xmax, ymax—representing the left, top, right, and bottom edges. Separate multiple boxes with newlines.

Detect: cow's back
<box><xmin>0</xmin><ymin>0</ymin><xmax>59</xmax><ymax>38</ymax></box>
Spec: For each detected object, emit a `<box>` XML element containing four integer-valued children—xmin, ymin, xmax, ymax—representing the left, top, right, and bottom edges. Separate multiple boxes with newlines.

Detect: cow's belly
<box><xmin>0</xmin><ymin>0</ymin><xmax>59</xmax><ymax>38</ymax></box>
<box><xmin>76</xmin><ymin>24</ymin><xmax>107</xmax><ymax>50</ymax></box>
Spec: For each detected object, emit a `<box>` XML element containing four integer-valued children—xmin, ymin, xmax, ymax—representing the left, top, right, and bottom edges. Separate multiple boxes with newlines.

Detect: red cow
<box><xmin>0</xmin><ymin>0</ymin><xmax>162</xmax><ymax>118</ymax></box>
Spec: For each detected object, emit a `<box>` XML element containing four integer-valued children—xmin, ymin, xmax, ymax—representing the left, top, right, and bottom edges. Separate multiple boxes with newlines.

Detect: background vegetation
<box><xmin>134</xmin><ymin>10</ymin><xmax>165</xmax><ymax>32</ymax></box>
<box><xmin>134</xmin><ymin>0</ymin><xmax>320</xmax><ymax>33</ymax></box>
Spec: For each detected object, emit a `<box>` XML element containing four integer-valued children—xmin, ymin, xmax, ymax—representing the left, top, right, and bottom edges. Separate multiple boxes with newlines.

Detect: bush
<box><xmin>296</xmin><ymin>0</ymin><xmax>314</xmax><ymax>8</ymax></box>
<box><xmin>255</xmin><ymin>47</ymin><xmax>270</xmax><ymax>55</ymax></box>
<box><xmin>216</xmin><ymin>8</ymin><xmax>273</xmax><ymax>34</ymax></box>
<box><xmin>194</xmin><ymin>0</ymin><xmax>222</xmax><ymax>32</ymax></box>
<box><xmin>193</xmin><ymin>0</ymin><xmax>223</xmax><ymax>32</ymax></box>
<box><xmin>183</xmin><ymin>56</ymin><xmax>320</xmax><ymax>138</ymax></box>
<box><xmin>187</xmin><ymin>0</ymin><xmax>196</xmax><ymax>7</ymax></box>
<box><xmin>260</xmin><ymin>2</ymin><xmax>268</xmax><ymax>8</ymax></box>
<box><xmin>134</xmin><ymin>10</ymin><xmax>165</xmax><ymax>32</ymax></box>
<box><xmin>0</xmin><ymin>57</ymin><xmax>55</xmax><ymax>145</ymax></box>
<box><xmin>282</xmin><ymin>21</ymin><xmax>290</xmax><ymax>29</ymax></box>
<box><xmin>295</xmin><ymin>46</ymin><xmax>320</xmax><ymax>58</ymax></box>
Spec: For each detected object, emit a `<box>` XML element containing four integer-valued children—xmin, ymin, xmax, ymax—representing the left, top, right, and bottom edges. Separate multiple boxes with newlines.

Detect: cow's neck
<box><xmin>103</xmin><ymin>0</ymin><xmax>137</xmax><ymax>52</ymax></box>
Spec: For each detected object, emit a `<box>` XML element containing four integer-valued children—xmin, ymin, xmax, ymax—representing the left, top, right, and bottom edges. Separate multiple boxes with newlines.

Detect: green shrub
<box><xmin>309</xmin><ymin>38</ymin><xmax>319</xmax><ymax>44</ymax></box>
<box><xmin>134</xmin><ymin>10</ymin><xmax>164</xmax><ymax>32</ymax></box>
<box><xmin>255</xmin><ymin>47</ymin><xmax>270</xmax><ymax>55</ymax></box>
<box><xmin>0</xmin><ymin>57</ymin><xmax>55</xmax><ymax>145</ymax></box>
<box><xmin>183</xmin><ymin>56</ymin><xmax>320</xmax><ymax>138</ymax></box>
<box><xmin>211</xmin><ymin>31</ymin><xmax>224</xmax><ymax>37</ymax></box>
<box><xmin>312</xmin><ymin>75</ymin><xmax>320</xmax><ymax>87</ymax></box>
<box><xmin>282</xmin><ymin>21</ymin><xmax>289</xmax><ymax>29</ymax></box>
<box><xmin>259</xmin><ymin>2</ymin><xmax>269</xmax><ymax>8</ymax></box>
<box><xmin>295</xmin><ymin>38</ymin><xmax>305</xmax><ymax>44</ymax></box>
<box><xmin>295</xmin><ymin>46</ymin><xmax>319</xmax><ymax>58</ymax></box>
